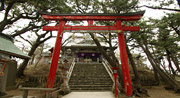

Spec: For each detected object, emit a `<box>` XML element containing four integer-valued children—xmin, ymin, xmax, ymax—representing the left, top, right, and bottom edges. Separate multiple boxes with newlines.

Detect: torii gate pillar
<box><xmin>116</xmin><ymin>20</ymin><xmax>132</xmax><ymax>96</ymax></box>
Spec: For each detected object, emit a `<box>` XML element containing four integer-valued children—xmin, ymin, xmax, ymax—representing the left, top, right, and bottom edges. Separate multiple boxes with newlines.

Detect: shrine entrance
<box><xmin>40</xmin><ymin>11</ymin><xmax>145</xmax><ymax>97</ymax></box>
<box><xmin>77</xmin><ymin>52</ymin><xmax>101</xmax><ymax>63</ymax></box>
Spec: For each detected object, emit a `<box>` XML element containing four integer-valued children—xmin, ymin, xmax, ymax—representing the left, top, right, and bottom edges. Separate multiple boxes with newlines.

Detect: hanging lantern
<box><xmin>107</xmin><ymin>33</ymin><xmax>109</xmax><ymax>39</ymax></box>
<box><xmin>92</xmin><ymin>53</ymin><xmax>95</xmax><ymax>56</ymax></box>
<box><xmin>72</xmin><ymin>33</ymin><xmax>75</xmax><ymax>39</ymax></box>
<box><xmin>81</xmin><ymin>53</ymin><xmax>84</xmax><ymax>56</ymax></box>
<box><xmin>94</xmin><ymin>33</ymin><xmax>97</xmax><ymax>39</ymax></box>
<box><xmin>67</xmin><ymin>48</ymin><xmax>72</xmax><ymax>55</ymax></box>
<box><xmin>106</xmin><ymin>49</ymin><xmax>110</xmax><ymax>55</ymax></box>
<box><xmin>83</xmin><ymin>33</ymin><xmax>85</xmax><ymax>39</ymax></box>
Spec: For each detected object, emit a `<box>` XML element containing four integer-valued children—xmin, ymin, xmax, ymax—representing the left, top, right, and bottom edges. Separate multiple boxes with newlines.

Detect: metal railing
<box><xmin>67</xmin><ymin>58</ymin><xmax>76</xmax><ymax>83</ymax></box>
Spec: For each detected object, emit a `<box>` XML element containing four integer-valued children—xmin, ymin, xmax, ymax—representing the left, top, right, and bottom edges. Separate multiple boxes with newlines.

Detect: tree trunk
<box><xmin>89</xmin><ymin>33</ymin><xmax>124</xmax><ymax>87</ymax></box>
<box><xmin>126</xmin><ymin>44</ymin><xmax>141</xmax><ymax>85</ymax></box>
<box><xmin>17</xmin><ymin>31</ymin><xmax>52</xmax><ymax>77</ymax></box>
<box><xmin>153</xmin><ymin>68</ymin><xmax>160</xmax><ymax>85</ymax></box>
<box><xmin>17</xmin><ymin>60</ymin><xmax>29</xmax><ymax>77</ymax></box>
<box><xmin>166</xmin><ymin>49</ymin><xmax>176</xmax><ymax>75</ymax></box>
<box><xmin>108</xmin><ymin>33</ymin><xmax>119</xmax><ymax>63</ymax></box>
<box><xmin>33</xmin><ymin>57</ymin><xmax>42</xmax><ymax>69</ymax></box>
<box><xmin>17</xmin><ymin>43</ymin><xmax>38</xmax><ymax>77</ymax></box>
<box><xmin>0</xmin><ymin>0</ymin><xmax>5</xmax><ymax>11</ymax></box>
<box><xmin>171</xmin><ymin>56</ymin><xmax>180</xmax><ymax>73</ymax></box>
<box><xmin>126</xmin><ymin>40</ymin><xmax>149</xmax><ymax>97</ymax></box>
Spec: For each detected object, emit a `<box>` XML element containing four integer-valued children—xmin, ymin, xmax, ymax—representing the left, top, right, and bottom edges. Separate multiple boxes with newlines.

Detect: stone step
<box><xmin>69</xmin><ymin>63</ymin><xmax>112</xmax><ymax>91</ymax></box>
<box><xmin>71</xmin><ymin>72</ymin><xmax>108</xmax><ymax>75</ymax></box>
<box><xmin>71</xmin><ymin>74</ymin><xmax>109</xmax><ymax>76</ymax></box>
<box><xmin>70</xmin><ymin>74</ymin><xmax>110</xmax><ymax>77</ymax></box>
<box><xmin>69</xmin><ymin>83</ymin><xmax>112</xmax><ymax>85</ymax></box>
<box><xmin>70</xmin><ymin>76</ymin><xmax>110</xmax><ymax>79</ymax></box>
<box><xmin>69</xmin><ymin>82</ymin><xmax>113</xmax><ymax>85</ymax></box>
<box><xmin>69</xmin><ymin>81</ymin><xmax>113</xmax><ymax>85</ymax></box>
<box><xmin>69</xmin><ymin>78</ymin><xmax>112</xmax><ymax>82</ymax></box>
<box><xmin>74</xmin><ymin>66</ymin><xmax>104</xmax><ymax>68</ymax></box>
<box><xmin>72</xmin><ymin>69</ymin><xmax>106</xmax><ymax>72</ymax></box>
<box><xmin>69</xmin><ymin>78</ymin><xmax>113</xmax><ymax>81</ymax></box>
<box><xmin>70</xmin><ymin>85</ymin><xmax>112</xmax><ymax>90</ymax></box>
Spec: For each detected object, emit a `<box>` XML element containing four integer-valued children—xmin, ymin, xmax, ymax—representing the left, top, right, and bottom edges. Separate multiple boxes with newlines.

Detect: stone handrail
<box><xmin>102</xmin><ymin>59</ymin><xmax>114</xmax><ymax>82</ymax></box>
<box><xmin>67</xmin><ymin>58</ymin><xmax>76</xmax><ymax>83</ymax></box>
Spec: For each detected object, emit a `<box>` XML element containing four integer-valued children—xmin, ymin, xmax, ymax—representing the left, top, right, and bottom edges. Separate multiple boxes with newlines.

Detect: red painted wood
<box><xmin>112</xmin><ymin>67</ymin><xmax>119</xmax><ymax>97</ymax></box>
<box><xmin>116</xmin><ymin>20</ymin><xmax>132</xmax><ymax>96</ymax></box>
<box><xmin>43</xmin><ymin>25</ymin><xmax>140</xmax><ymax>32</ymax></box>
<box><xmin>88</xmin><ymin>20</ymin><xmax>93</xmax><ymax>26</ymax></box>
<box><xmin>46</xmin><ymin>21</ymin><xmax>66</xmax><ymax>88</ymax></box>
<box><xmin>115</xmin><ymin>77</ymin><xmax>117</xmax><ymax>97</ymax></box>
<box><xmin>42</xmin><ymin>15</ymin><xmax>142</xmax><ymax>21</ymax></box>
<box><xmin>49</xmin><ymin>53</ymin><xmax>51</xmax><ymax>62</ymax></box>
<box><xmin>123</xmin><ymin>26</ymin><xmax>140</xmax><ymax>31</ymax></box>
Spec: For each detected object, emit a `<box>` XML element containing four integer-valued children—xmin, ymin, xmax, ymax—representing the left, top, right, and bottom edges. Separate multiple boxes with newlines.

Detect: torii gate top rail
<box><xmin>40</xmin><ymin>11</ymin><xmax>145</xmax><ymax>97</ymax></box>
<box><xmin>40</xmin><ymin>11</ymin><xmax>145</xmax><ymax>21</ymax></box>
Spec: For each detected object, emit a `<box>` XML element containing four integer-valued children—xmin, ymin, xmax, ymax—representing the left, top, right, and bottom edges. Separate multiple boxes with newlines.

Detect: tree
<box><xmin>130</xmin><ymin>18</ymin><xmax>180</xmax><ymax>92</ymax></box>
<box><xmin>17</xmin><ymin>31</ymin><xmax>52</xmax><ymax>77</ymax></box>
<box><xmin>141</xmin><ymin>0</ymin><xmax>180</xmax><ymax>12</ymax></box>
<box><xmin>152</xmin><ymin>13</ymin><xmax>180</xmax><ymax>74</ymax></box>
<box><xmin>0</xmin><ymin>0</ymin><xmax>74</xmax><ymax>77</ymax></box>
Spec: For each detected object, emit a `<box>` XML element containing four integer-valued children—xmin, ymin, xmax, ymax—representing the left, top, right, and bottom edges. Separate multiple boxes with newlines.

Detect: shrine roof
<box><xmin>0</xmin><ymin>33</ymin><xmax>30</xmax><ymax>59</ymax></box>
<box><xmin>63</xmin><ymin>37</ymin><xmax>117</xmax><ymax>49</ymax></box>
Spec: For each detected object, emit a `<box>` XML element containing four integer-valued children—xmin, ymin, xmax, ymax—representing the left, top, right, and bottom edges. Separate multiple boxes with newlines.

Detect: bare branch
<box><xmin>19</xmin><ymin>35</ymin><xmax>33</xmax><ymax>46</ymax></box>
<box><xmin>75</xmin><ymin>0</ymin><xmax>86</xmax><ymax>13</ymax></box>
<box><xmin>99</xmin><ymin>33</ymin><xmax>109</xmax><ymax>43</ymax></box>
<box><xmin>62</xmin><ymin>35</ymin><xmax>72</xmax><ymax>46</ymax></box>
<box><xmin>11</xmin><ymin>25</ymin><xmax>42</xmax><ymax>38</ymax></box>
<box><xmin>84</xmin><ymin>0</ymin><xmax>90</xmax><ymax>11</ymax></box>
<box><xmin>0</xmin><ymin>0</ymin><xmax>5</xmax><ymax>11</ymax></box>
<box><xmin>143</xmin><ymin>5</ymin><xmax>180</xmax><ymax>12</ymax></box>
<box><xmin>21</xmin><ymin>12</ymin><xmax>39</xmax><ymax>19</ymax></box>
<box><xmin>4</xmin><ymin>1</ymin><xmax>16</xmax><ymax>21</ymax></box>
<box><xmin>39</xmin><ymin>31</ymin><xmax>52</xmax><ymax>44</ymax></box>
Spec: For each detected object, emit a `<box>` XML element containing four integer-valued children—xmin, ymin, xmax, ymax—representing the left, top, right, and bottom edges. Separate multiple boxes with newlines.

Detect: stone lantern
<box><xmin>66</xmin><ymin>48</ymin><xmax>71</xmax><ymax>55</ymax></box>
<box><xmin>106</xmin><ymin>49</ymin><xmax>110</xmax><ymax>55</ymax></box>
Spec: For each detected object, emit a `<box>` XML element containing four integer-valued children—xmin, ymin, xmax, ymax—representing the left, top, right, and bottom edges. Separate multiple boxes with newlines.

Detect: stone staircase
<box><xmin>69</xmin><ymin>63</ymin><xmax>113</xmax><ymax>91</ymax></box>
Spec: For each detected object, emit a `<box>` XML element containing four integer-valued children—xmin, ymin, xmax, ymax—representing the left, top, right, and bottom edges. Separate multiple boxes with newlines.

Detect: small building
<box><xmin>0</xmin><ymin>33</ymin><xmax>29</xmax><ymax>96</ymax></box>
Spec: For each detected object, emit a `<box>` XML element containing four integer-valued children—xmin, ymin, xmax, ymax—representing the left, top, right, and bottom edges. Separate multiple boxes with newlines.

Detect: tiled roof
<box><xmin>0</xmin><ymin>33</ymin><xmax>30</xmax><ymax>59</ymax></box>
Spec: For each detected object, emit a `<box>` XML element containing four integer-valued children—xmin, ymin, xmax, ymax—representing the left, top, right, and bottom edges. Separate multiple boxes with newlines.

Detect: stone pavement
<box><xmin>62</xmin><ymin>91</ymin><xmax>115</xmax><ymax>98</ymax></box>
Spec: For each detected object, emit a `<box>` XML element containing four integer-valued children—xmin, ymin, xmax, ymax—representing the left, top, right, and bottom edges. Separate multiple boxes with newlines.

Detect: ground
<box><xmin>145</xmin><ymin>86</ymin><xmax>180</xmax><ymax>98</ymax></box>
<box><xmin>5</xmin><ymin>86</ymin><xmax>180</xmax><ymax>98</ymax></box>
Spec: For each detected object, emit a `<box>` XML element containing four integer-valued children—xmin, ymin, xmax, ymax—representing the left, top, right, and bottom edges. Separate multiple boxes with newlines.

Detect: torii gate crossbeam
<box><xmin>40</xmin><ymin>11</ymin><xmax>145</xmax><ymax>97</ymax></box>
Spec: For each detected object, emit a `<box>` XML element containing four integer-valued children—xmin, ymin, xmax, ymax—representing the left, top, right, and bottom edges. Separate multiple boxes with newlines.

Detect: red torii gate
<box><xmin>40</xmin><ymin>11</ymin><xmax>145</xmax><ymax>97</ymax></box>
